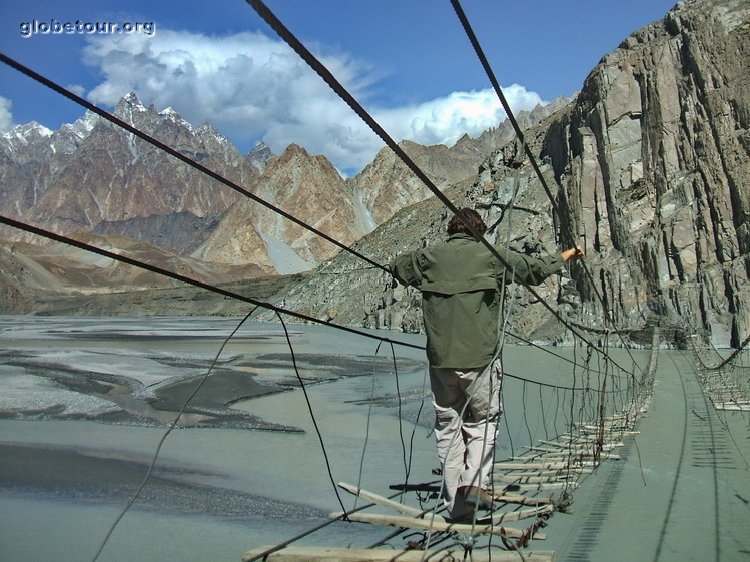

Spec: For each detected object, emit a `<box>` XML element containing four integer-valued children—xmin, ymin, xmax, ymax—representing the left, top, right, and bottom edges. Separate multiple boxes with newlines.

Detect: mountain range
<box><xmin>0</xmin><ymin>79</ymin><xmax>566</xmax><ymax>305</ymax></box>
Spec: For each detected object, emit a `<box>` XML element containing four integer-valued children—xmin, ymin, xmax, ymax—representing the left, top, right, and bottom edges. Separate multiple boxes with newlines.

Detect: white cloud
<box><xmin>0</xmin><ymin>97</ymin><xmax>16</xmax><ymax>131</ymax></box>
<box><xmin>378</xmin><ymin>86</ymin><xmax>544</xmax><ymax>148</ymax></box>
<box><xmin>67</xmin><ymin>84</ymin><xmax>86</xmax><ymax>97</ymax></box>
<box><xmin>82</xmin><ymin>28</ymin><xmax>545</xmax><ymax>171</ymax></box>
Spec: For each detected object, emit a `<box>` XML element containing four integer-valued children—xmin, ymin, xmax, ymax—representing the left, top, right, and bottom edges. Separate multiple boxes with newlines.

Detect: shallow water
<box><xmin>0</xmin><ymin>315</ymin><xmax>652</xmax><ymax>561</ymax></box>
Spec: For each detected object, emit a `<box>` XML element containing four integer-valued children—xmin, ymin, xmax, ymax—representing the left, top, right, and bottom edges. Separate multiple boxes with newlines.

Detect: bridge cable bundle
<box><xmin>0</xmin><ymin>1</ymin><xmax>664</xmax><ymax>557</ymax></box>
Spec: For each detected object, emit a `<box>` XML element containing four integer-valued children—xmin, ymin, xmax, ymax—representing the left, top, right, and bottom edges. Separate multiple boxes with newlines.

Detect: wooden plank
<box><xmin>536</xmin><ymin>439</ymin><xmax>624</xmax><ymax>450</ymax></box>
<box><xmin>579</xmin><ymin>428</ymin><xmax>639</xmax><ymax>436</ymax></box>
<box><xmin>495</xmin><ymin>473</ymin><xmax>574</xmax><ymax>484</ymax></box>
<box><xmin>714</xmin><ymin>403</ymin><xmax>750</xmax><ymax>411</ymax></box>
<box><xmin>495</xmin><ymin>461</ymin><xmax>596</xmax><ymax>470</ymax></box>
<box><xmin>493</xmin><ymin>493</ymin><xmax>554</xmax><ymax>506</ymax></box>
<box><xmin>577</xmin><ymin>421</ymin><xmax>641</xmax><ymax>435</ymax></box>
<box><xmin>493</xmin><ymin>481</ymin><xmax>578</xmax><ymax>492</ymax></box>
<box><xmin>495</xmin><ymin>462</ymin><xmax>567</xmax><ymax>470</ymax></box>
<box><xmin>242</xmin><ymin>546</ymin><xmax>557</xmax><ymax>561</ymax></box>
<box><xmin>328</xmin><ymin>512</ymin><xmax>546</xmax><ymax>539</ymax></box>
<box><xmin>521</xmin><ymin>447</ymin><xmax>621</xmax><ymax>460</ymax></box>
<box><xmin>494</xmin><ymin>468</ymin><xmax>594</xmax><ymax>477</ymax></box>
<box><xmin>337</xmin><ymin>482</ymin><xmax>443</xmax><ymax>521</ymax></box>
<box><xmin>490</xmin><ymin>504</ymin><xmax>554</xmax><ymax>523</ymax></box>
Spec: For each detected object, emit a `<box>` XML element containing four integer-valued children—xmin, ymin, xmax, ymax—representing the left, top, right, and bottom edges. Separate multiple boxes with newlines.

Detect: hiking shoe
<box><xmin>458</xmin><ymin>485</ymin><xmax>493</xmax><ymax>510</ymax></box>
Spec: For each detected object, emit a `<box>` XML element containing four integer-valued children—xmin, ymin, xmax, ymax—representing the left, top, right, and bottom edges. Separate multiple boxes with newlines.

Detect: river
<box><xmin>0</xmin><ymin>315</ymin><xmax>651</xmax><ymax>561</ymax></box>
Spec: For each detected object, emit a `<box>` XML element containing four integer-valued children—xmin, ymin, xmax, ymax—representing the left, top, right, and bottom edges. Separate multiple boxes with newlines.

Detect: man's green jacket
<box><xmin>391</xmin><ymin>233</ymin><xmax>564</xmax><ymax>369</ymax></box>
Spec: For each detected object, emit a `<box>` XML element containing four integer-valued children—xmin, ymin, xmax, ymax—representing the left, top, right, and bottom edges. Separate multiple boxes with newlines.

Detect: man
<box><xmin>391</xmin><ymin>207</ymin><xmax>583</xmax><ymax>520</ymax></box>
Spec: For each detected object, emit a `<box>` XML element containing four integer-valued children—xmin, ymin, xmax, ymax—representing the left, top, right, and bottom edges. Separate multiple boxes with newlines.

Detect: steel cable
<box><xmin>448</xmin><ymin>0</ymin><xmax>646</xmax><ymax>378</ymax></box>
<box><xmin>244</xmin><ymin>0</ymin><xmax>642</xmax><ymax>378</ymax></box>
<box><xmin>0</xmin><ymin>52</ymin><xmax>390</xmax><ymax>276</ymax></box>
<box><xmin>0</xmin><ymin>9</ymin><xmax>658</xmax><ymax>557</ymax></box>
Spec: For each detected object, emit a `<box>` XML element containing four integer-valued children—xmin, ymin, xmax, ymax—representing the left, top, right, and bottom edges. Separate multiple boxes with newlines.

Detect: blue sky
<box><xmin>1</xmin><ymin>0</ymin><xmax>677</xmax><ymax>173</ymax></box>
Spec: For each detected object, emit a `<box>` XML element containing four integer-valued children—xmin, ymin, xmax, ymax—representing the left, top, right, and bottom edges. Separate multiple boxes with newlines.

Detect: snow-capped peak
<box><xmin>64</xmin><ymin>110</ymin><xmax>99</xmax><ymax>138</ymax></box>
<box><xmin>122</xmin><ymin>91</ymin><xmax>146</xmax><ymax>109</ymax></box>
<box><xmin>159</xmin><ymin>106</ymin><xmax>194</xmax><ymax>132</ymax></box>
<box><xmin>2</xmin><ymin>121</ymin><xmax>53</xmax><ymax>146</ymax></box>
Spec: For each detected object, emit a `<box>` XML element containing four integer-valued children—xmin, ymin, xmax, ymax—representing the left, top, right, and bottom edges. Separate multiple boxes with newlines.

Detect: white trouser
<box><xmin>429</xmin><ymin>360</ymin><xmax>502</xmax><ymax>517</ymax></box>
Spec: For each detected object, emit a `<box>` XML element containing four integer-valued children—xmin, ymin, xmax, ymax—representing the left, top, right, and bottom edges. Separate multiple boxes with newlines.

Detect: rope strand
<box><xmin>91</xmin><ymin>307</ymin><xmax>259</xmax><ymax>561</ymax></box>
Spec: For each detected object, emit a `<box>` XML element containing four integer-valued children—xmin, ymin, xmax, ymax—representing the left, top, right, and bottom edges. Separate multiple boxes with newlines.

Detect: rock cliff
<box><xmin>346</xmin><ymin>98</ymin><xmax>572</xmax><ymax>229</ymax></box>
<box><xmin>548</xmin><ymin>0</ymin><xmax>750</xmax><ymax>346</ymax></box>
<box><xmin>195</xmin><ymin>143</ymin><xmax>364</xmax><ymax>273</ymax></box>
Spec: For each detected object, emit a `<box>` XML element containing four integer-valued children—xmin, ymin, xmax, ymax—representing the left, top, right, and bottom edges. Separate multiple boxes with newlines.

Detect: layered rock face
<box><xmin>548</xmin><ymin>0</ymin><xmax>750</xmax><ymax>345</ymax></box>
<box><xmin>266</xmin><ymin>0</ymin><xmax>750</xmax><ymax>347</ymax></box>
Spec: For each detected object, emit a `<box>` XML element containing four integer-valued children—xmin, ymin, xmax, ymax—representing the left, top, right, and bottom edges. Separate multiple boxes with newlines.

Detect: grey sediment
<box><xmin>0</xmin><ymin>442</ymin><xmax>327</xmax><ymax>521</ymax></box>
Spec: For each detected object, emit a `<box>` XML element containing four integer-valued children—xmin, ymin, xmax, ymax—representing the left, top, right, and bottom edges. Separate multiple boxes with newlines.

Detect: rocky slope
<box><xmin>0</xmin><ymin>234</ymin><xmax>270</xmax><ymax>314</ymax></box>
<box><xmin>262</xmin><ymin>0</ymin><xmax>750</xmax><ymax>347</ymax></box>
<box><xmin>347</xmin><ymin>98</ymin><xmax>572</xmax><ymax>227</ymax></box>
<box><xmin>194</xmin><ymin>143</ymin><xmax>367</xmax><ymax>273</ymax></box>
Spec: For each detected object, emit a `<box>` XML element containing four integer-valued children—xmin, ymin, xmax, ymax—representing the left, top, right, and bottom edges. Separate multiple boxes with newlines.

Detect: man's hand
<box><xmin>561</xmin><ymin>246</ymin><xmax>585</xmax><ymax>262</ymax></box>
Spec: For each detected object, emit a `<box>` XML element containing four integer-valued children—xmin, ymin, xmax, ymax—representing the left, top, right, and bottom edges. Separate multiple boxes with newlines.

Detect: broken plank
<box><xmin>337</xmin><ymin>482</ymin><xmax>443</xmax><ymax>521</ymax></box>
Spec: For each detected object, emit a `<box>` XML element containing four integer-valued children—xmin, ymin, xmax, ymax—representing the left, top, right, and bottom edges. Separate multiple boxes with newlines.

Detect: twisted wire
<box><xmin>244</xmin><ymin>0</ymin><xmax>643</xmax><ymax>377</ymax></box>
<box><xmin>0</xmin><ymin>52</ymin><xmax>389</xmax><ymax>276</ymax></box>
<box><xmin>448</xmin><ymin>0</ymin><xmax>646</xmax><ymax>378</ymax></box>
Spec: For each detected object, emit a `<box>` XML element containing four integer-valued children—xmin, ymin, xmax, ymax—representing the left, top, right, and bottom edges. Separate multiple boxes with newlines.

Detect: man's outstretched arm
<box><xmin>561</xmin><ymin>246</ymin><xmax>585</xmax><ymax>262</ymax></box>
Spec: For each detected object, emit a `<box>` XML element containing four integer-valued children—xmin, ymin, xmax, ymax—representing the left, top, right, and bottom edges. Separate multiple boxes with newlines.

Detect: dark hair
<box><xmin>447</xmin><ymin>208</ymin><xmax>487</xmax><ymax>239</ymax></box>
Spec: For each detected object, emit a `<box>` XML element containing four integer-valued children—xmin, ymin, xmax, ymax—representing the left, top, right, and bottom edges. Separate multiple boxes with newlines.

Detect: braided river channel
<box><xmin>1</xmin><ymin>315</ymin><xmax>657</xmax><ymax>561</ymax></box>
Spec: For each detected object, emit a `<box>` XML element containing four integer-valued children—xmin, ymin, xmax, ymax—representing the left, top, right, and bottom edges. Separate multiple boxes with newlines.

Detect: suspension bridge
<box><xmin>1</xmin><ymin>0</ymin><xmax>748</xmax><ymax>561</ymax></box>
